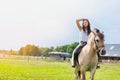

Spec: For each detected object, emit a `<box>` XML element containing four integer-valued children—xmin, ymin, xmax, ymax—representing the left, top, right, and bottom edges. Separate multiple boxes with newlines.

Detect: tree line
<box><xmin>8</xmin><ymin>42</ymin><xmax>79</xmax><ymax>56</ymax></box>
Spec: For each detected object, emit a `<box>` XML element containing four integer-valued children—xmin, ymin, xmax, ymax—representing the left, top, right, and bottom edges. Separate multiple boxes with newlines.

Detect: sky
<box><xmin>0</xmin><ymin>0</ymin><xmax>120</xmax><ymax>50</ymax></box>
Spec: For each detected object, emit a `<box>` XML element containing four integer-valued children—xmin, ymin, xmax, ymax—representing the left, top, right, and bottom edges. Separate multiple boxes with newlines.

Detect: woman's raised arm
<box><xmin>76</xmin><ymin>19</ymin><xmax>84</xmax><ymax>31</ymax></box>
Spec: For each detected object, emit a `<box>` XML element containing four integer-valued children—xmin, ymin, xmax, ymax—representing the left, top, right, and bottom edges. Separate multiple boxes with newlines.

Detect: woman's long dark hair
<box><xmin>82</xmin><ymin>19</ymin><xmax>91</xmax><ymax>35</ymax></box>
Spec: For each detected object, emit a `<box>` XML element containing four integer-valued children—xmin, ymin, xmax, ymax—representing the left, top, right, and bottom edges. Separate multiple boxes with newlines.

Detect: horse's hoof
<box><xmin>96</xmin><ymin>66</ymin><xmax>100</xmax><ymax>69</ymax></box>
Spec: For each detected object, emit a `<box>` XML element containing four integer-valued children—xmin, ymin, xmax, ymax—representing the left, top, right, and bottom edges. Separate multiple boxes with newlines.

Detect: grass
<box><xmin>0</xmin><ymin>58</ymin><xmax>119</xmax><ymax>80</ymax></box>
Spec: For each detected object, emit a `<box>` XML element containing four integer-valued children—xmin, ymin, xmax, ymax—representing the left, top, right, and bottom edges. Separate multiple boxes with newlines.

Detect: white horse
<box><xmin>74</xmin><ymin>31</ymin><xmax>105</xmax><ymax>80</ymax></box>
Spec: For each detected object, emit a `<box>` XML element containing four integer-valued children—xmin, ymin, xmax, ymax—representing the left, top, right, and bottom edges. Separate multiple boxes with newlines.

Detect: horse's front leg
<box><xmin>90</xmin><ymin>67</ymin><xmax>96</xmax><ymax>80</ymax></box>
<box><xmin>80</xmin><ymin>71</ymin><xmax>86</xmax><ymax>80</ymax></box>
<box><xmin>74</xmin><ymin>68</ymin><xmax>79</xmax><ymax>80</ymax></box>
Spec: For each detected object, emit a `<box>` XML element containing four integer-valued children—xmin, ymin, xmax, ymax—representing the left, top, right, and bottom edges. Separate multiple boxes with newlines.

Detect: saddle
<box><xmin>75</xmin><ymin>42</ymin><xmax>87</xmax><ymax>64</ymax></box>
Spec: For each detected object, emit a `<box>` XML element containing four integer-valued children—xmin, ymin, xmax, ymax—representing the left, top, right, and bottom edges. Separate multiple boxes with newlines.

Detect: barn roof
<box><xmin>102</xmin><ymin>44</ymin><xmax>120</xmax><ymax>57</ymax></box>
<box><xmin>48</xmin><ymin>52</ymin><xmax>71</xmax><ymax>57</ymax></box>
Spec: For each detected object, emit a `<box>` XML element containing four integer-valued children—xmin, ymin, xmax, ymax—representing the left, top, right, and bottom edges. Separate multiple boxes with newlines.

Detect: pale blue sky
<box><xmin>0</xmin><ymin>0</ymin><xmax>120</xmax><ymax>50</ymax></box>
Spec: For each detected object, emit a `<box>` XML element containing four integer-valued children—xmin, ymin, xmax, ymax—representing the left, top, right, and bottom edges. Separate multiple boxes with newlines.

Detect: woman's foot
<box><xmin>72</xmin><ymin>65</ymin><xmax>75</xmax><ymax>68</ymax></box>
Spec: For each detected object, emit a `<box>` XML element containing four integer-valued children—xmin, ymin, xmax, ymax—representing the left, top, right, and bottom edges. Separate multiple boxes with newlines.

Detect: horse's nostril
<box><xmin>104</xmin><ymin>50</ymin><xmax>106</xmax><ymax>54</ymax></box>
<box><xmin>102</xmin><ymin>50</ymin><xmax>104</xmax><ymax>53</ymax></box>
<box><xmin>101</xmin><ymin>50</ymin><xmax>106</xmax><ymax>55</ymax></box>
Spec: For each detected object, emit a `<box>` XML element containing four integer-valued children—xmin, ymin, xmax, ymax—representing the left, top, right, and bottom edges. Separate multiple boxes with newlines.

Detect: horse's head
<box><xmin>88</xmin><ymin>29</ymin><xmax>106</xmax><ymax>55</ymax></box>
<box><xmin>93</xmin><ymin>30</ymin><xmax>106</xmax><ymax>55</ymax></box>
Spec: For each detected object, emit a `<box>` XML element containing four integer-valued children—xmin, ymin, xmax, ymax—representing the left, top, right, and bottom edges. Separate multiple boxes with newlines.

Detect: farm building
<box><xmin>48</xmin><ymin>52</ymin><xmax>71</xmax><ymax>61</ymax></box>
<box><xmin>48</xmin><ymin>44</ymin><xmax>120</xmax><ymax>62</ymax></box>
<box><xmin>101</xmin><ymin>44</ymin><xmax>120</xmax><ymax>63</ymax></box>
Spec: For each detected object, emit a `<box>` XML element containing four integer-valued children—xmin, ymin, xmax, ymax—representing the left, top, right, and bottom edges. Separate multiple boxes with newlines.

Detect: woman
<box><xmin>71</xmin><ymin>18</ymin><xmax>91</xmax><ymax>67</ymax></box>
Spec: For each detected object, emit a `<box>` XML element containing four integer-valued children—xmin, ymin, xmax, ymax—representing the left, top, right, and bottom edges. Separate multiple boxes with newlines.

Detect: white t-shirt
<box><xmin>79</xmin><ymin>29</ymin><xmax>88</xmax><ymax>42</ymax></box>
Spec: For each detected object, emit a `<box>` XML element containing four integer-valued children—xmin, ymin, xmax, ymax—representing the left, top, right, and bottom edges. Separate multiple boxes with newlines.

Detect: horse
<box><xmin>74</xmin><ymin>30</ymin><xmax>105</xmax><ymax>80</ymax></box>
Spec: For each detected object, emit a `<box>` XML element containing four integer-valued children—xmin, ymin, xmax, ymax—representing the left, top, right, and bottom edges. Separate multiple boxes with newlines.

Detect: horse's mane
<box><xmin>96</xmin><ymin>32</ymin><xmax>104</xmax><ymax>40</ymax></box>
<box><xmin>88</xmin><ymin>30</ymin><xmax>104</xmax><ymax>41</ymax></box>
<box><xmin>88</xmin><ymin>32</ymin><xmax>95</xmax><ymax>41</ymax></box>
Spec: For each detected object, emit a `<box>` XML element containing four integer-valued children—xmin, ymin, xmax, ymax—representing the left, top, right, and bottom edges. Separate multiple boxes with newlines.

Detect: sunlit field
<box><xmin>0</xmin><ymin>58</ymin><xmax>119</xmax><ymax>80</ymax></box>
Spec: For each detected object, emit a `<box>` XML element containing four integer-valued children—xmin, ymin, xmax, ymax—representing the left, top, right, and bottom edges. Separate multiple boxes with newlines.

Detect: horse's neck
<box><xmin>87</xmin><ymin>36</ymin><xmax>97</xmax><ymax>55</ymax></box>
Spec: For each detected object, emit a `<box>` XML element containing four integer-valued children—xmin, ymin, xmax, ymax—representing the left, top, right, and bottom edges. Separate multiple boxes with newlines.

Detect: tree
<box><xmin>18</xmin><ymin>44</ymin><xmax>40</xmax><ymax>56</ymax></box>
<box><xmin>18</xmin><ymin>42</ymin><xmax>79</xmax><ymax>56</ymax></box>
<box><xmin>39</xmin><ymin>47</ymin><xmax>53</xmax><ymax>56</ymax></box>
<box><xmin>50</xmin><ymin>46</ymin><xmax>54</xmax><ymax>51</ymax></box>
<box><xmin>67</xmin><ymin>42</ymin><xmax>79</xmax><ymax>54</ymax></box>
<box><xmin>54</xmin><ymin>42</ymin><xmax>79</xmax><ymax>54</ymax></box>
<box><xmin>55</xmin><ymin>45</ymin><xmax>68</xmax><ymax>52</ymax></box>
<box><xmin>8</xmin><ymin>49</ymin><xmax>18</xmax><ymax>55</ymax></box>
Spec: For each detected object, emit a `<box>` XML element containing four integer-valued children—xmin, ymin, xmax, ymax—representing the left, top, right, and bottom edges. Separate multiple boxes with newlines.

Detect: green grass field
<box><xmin>0</xmin><ymin>58</ymin><xmax>119</xmax><ymax>80</ymax></box>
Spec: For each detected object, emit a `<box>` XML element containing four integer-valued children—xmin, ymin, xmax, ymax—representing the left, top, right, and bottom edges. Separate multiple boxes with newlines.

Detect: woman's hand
<box><xmin>76</xmin><ymin>18</ymin><xmax>87</xmax><ymax>23</ymax></box>
<box><xmin>76</xmin><ymin>18</ymin><xmax>84</xmax><ymax>22</ymax></box>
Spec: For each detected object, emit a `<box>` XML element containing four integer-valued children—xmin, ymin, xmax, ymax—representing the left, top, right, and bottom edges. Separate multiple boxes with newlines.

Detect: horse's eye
<box><xmin>96</xmin><ymin>40</ymin><xmax>99</xmax><ymax>42</ymax></box>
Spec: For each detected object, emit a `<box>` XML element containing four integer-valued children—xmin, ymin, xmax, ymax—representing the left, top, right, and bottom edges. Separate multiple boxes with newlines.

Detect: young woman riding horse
<box><xmin>71</xmin><ymin>18</ymin><xmax>91</xmax><ymax>67</ymax></box>
<box><xmin>71</xmin><ymin>18</ymin><xmax>101</xmax><ymax>68</ymax></box>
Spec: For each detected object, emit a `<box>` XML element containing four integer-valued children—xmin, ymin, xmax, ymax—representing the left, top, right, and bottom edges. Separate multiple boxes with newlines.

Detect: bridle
<box><xmin>91</xmin><ymin>31</ymin><xmax>106</xmax><ymax>55</ymax></box>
